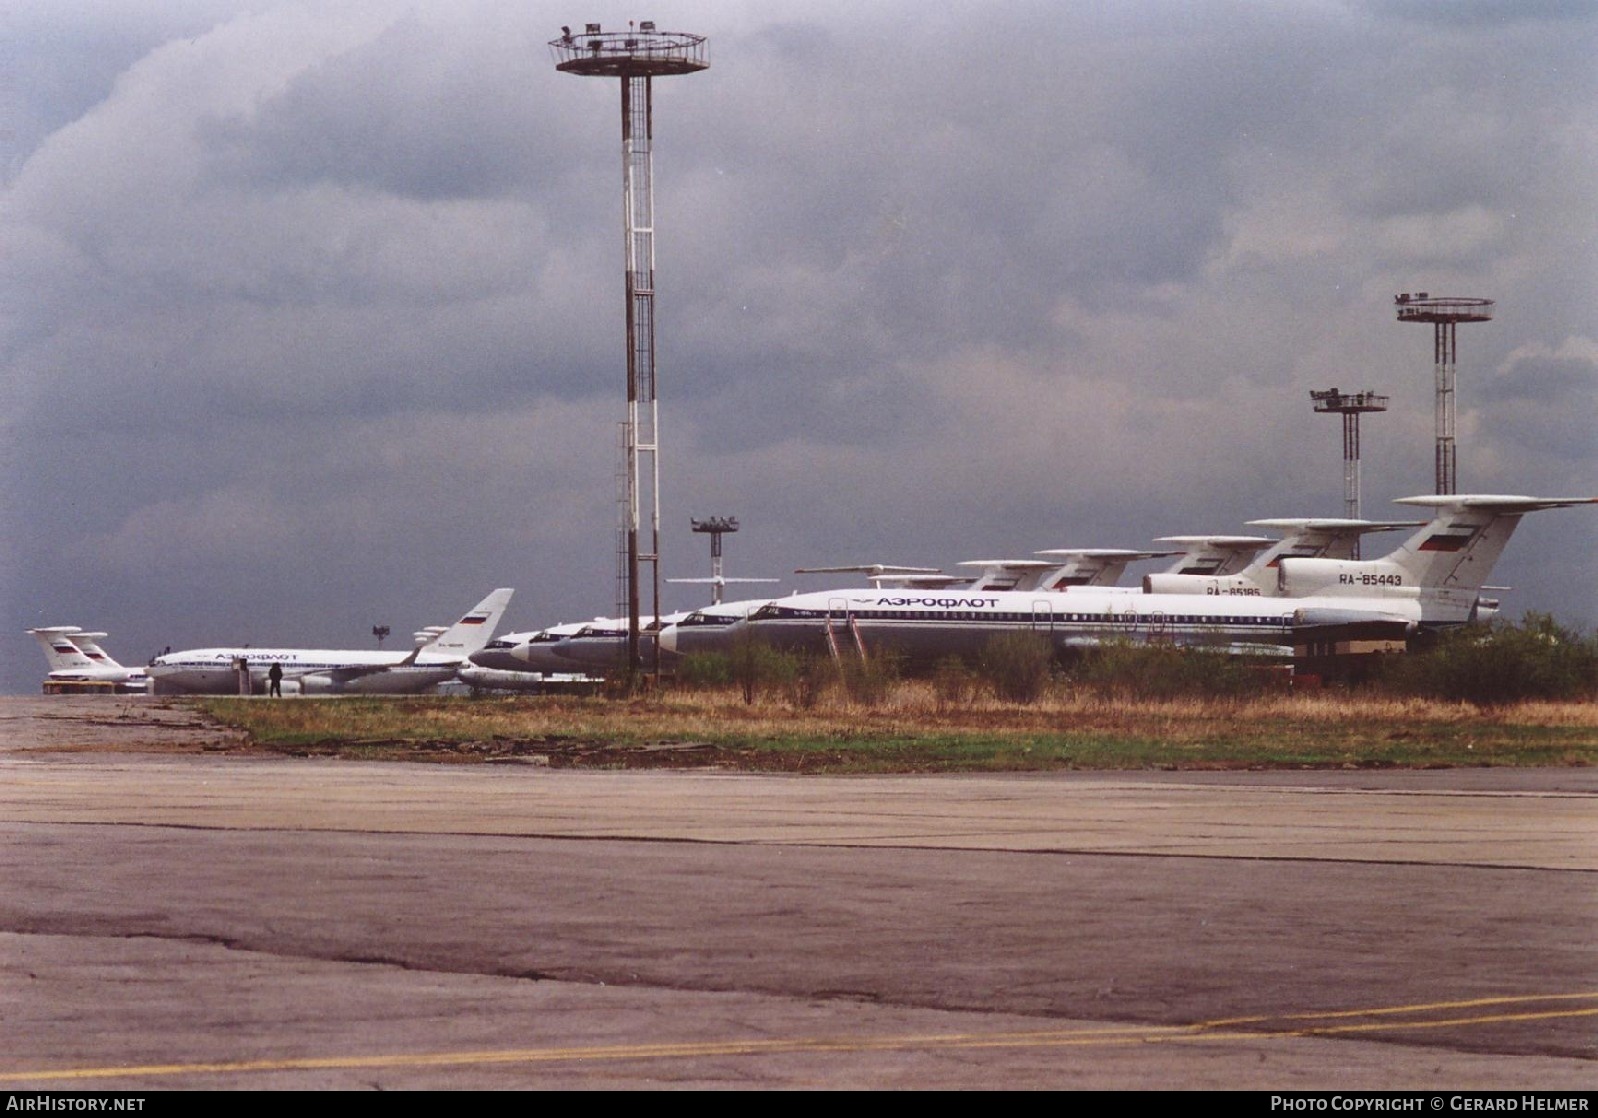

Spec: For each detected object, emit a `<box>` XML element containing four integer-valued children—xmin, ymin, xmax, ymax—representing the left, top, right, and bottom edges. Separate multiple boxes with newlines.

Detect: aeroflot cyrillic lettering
<box><xmin>874</xmin><ymin>597</ymin><xmax>1000</xmax><ymax>608</ymax></box>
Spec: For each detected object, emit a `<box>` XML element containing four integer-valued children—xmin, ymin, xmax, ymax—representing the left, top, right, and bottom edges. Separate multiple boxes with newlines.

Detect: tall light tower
<box><xmin>1311</xmin><ymin>388</ymin><xmax>1389</xmax><ymax>557</ymax></box>
<box><xmin>1394</xmin><ymin>293</ymin><xmax>1494</xmax><ymax>495</ymax></box>
<box><xmin>552</xmin><ymin>22</ymin><xmax>708</xmax><ymax>680</ymax></box>
<box><xmin>692</xmin><ymin>517</ymin><xmax>737</xmax><ymax>605</ymax></box>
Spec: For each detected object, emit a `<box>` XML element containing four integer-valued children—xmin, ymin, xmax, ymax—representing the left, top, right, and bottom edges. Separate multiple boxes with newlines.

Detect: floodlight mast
<box><xmin>552</xmin><ymin>23</ymin><xmax>707</xmax><ymax>682</ymax></box>
<box><xmin>1394</xmin><ymin>294</ymin><xmax>1494</xmax><ymax>495</ymax></box>
<box><xmin>1311</xmin><ymin>389</ymin><xmax>1389</xmax><ymax>557</ymax></box>
<box><xmin>691</xmin><ymin>516</ymin><xmax>739</xmax><ymax>605</ymax></box>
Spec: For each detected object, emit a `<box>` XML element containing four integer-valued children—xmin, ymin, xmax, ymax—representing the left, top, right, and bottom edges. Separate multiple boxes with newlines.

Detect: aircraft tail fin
<box><xmin>1277</xmin><ymin>496</ymin><xmax>1597</xmax><ymax>596</ymax></box>
<box><xmin>1244</xmin><ymin>519</ymin><xmax>1423</xmax><ymax>566</ymax></box>
<box><xmin>416</xmin><ymin>588</ymin><xmax>515</xmax><ymax>663</ymax></box>
<box><xmin>67</xmin><ymin>631</ymin><xmax>126</xmax><ymax>669</ymax></box>
<box><xmin>1034</xmin><ymin>549</ymin><xmax>1176</xmax><ymax>588</ymax></box>
<box><xmin>27</xmin><ymin>627</ymin><xmax>97</xmax><ymax>672</ymax></box>
<box><xmin>1154</xmin><ymin>537</ymin><xmax>1274</xmax><ymax>578</ymax></box>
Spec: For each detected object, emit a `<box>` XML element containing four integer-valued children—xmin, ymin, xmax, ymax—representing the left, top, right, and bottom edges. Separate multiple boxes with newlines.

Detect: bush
<box><xmin>977</xmin><ymin>631</ymin><xmax>1054</xmax><ymax>704</ymax></box>
<box><xmin>1378</xmin><ymin>613</ymin><xmax>1598</xmax><ymax>706</ymax></box>
<box><xmin>839</xmin><ymin>650</ymin><xmax>902</xmax><ymax>708</ymax></box>
<box><xmin>1068</xmin><ymin>640</ymin><xmax>1270</xmax><ymax>701</ymax></box>
<box><xmin>931</xmin><ymin>655</ymin><xmax>976</xmax><ymax>712</ymax></box>
<box><xmin>728</xmin><ymin>633</ymin><xmax>799</xmax><ymax>705</ymax></box>
<box><xmin>785</xmin><ymin>652</ymin><xmax>833</xmax><ymax>710</ymax></box>
<box><xmin>675</xmin><ymin>652</ymin><xmax>731</xmax><ymax>689</ymax></box>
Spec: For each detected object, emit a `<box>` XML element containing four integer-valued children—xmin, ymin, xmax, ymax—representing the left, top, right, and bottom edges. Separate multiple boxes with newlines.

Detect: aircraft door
<box><xmin>1030</xmin><ymin>600</ymin><xmax>1053</xmax><ymax>634</ymax></box>
<box><xmin>828</xmin><ymin>598</ymin><xmax>862</xmax><ymax>660</ymax></box>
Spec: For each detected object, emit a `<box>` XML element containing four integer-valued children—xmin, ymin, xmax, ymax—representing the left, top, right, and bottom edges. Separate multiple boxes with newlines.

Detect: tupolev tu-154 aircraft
<box><xmin>147</xmin><ymin>588</ymin><xmax>514</xmax><ymax>695</ymax></box>
<box><xmin>658</xmin><ymin>520</ymin><xmax>1418</xmax><ymax>657</ymax></box>
<box><xmin>660</xmin><ymin>496</ymin><xmax>1595</xmax><ymax>663</ymax></box>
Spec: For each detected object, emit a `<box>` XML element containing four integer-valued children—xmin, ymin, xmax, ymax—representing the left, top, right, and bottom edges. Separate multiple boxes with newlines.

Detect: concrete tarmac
<box><xmin>1</xmin><ymin>697</ymin><xmax>1594</xmax><ymax>1090</ymax></box>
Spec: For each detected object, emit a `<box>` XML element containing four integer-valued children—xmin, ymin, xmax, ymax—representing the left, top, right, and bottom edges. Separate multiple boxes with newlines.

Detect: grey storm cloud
<box><xmin>3</xmin><ymin>0</ymin><xmax>1595</xmax><ymax>693</ymax></box>
<box><xmin>1474</xmin><ymin>342</ymin><xmax>1598</xmax><ymax>466</ymax></box>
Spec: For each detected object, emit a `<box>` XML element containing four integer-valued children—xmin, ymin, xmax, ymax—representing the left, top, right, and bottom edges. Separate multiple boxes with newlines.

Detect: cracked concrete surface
<box><xmin>2</xmin><ymin>697</ymin><xmax>1594</xmax><ymax>1089</ymax></box>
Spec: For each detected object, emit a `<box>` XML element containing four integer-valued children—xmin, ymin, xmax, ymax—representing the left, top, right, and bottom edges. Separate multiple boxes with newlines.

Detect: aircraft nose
<box><xmin>658</xmin><ymin>625</ymin><xmax>679</xmax><ymax>654</ymax></box>
<box><xmin>468</xmin><ymin>645</ymin><xmax>522</xmax><ymax>671</ymax></box>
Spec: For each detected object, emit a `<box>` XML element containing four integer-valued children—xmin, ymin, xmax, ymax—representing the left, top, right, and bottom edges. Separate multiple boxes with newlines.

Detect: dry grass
<box><xmin>195</xmin><ymin>684</ymin><xmax>1598</xmax><ymax>772</ymax></box>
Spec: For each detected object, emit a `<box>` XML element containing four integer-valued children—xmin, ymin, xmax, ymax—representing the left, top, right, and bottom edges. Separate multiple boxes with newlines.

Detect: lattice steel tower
<box><xmin>552</xmin><ymin>22</ymin><xmax>708</xmax><ymax>678</ymax></box>
<box><xmin>1394</xmin><ymin>293</ymin><xmax>1494</xmax><ymax>495</ymax></box>
<box><xmin>1311</xmin><ymin>388</ymin><xmax>1389</xmax><ymax>557</ymax></box>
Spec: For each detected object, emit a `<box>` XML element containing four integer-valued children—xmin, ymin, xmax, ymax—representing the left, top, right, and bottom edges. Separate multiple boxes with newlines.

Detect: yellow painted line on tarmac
<box><xmin>1204</xmin><ymin>989</ymin><xmax>1598</xmax><ymax>1028</ymax></box>
<box><xmin>5</xmin><ymin>993</ymin><xmax>1595</xmax><ymax>1084</ymax></box>
<box><xmin>0</xmin><ymin>1026</ymin><xmax>1198</xmax><ymax>1083</ymax></box>
<box><xmin>1287</xmin><ymin>1005</ymin><xmax>1598</xmax><ymax>1037</ymax></box>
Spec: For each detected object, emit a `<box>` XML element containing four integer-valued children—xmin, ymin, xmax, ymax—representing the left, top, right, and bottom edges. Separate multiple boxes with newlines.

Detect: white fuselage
<box><xmin>147</xmin><ymin>648</ymin><xmax>456</xmax><ymax>695</ymax></box>
<box><xmin>147</xmin><ymin>586</ymin><xmax>515</xmax><ymax>695</ymax></box>
<box><xmin>43</xmin><ymin>667</ymin><xmax>151</xmax><ymax>692</ymax></box>
<box><xmin>670</xmin><ymin>586</ymin><xmax>1458</xmax><ymax>663</ymax></box>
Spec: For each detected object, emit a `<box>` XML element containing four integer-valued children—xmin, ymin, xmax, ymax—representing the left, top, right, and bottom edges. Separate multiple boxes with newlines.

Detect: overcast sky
<box><xmin>4</xmin><ymin>0</ymin><xmax>1595</xmax><ymax>691</ymax></box>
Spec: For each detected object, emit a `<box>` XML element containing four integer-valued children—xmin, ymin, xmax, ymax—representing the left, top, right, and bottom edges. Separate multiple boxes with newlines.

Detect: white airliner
<box><xmin>661</xmin><ymin>497</ymin><xmax>1594</xmax><ymax>663</ymax></box>
<box><xmin>661</xmin><ymin>546</ymin><xmax>1182</xmax><ymax>658</ymax></box>
<box><xmin>658</xmin><ymin>527</ymin><xmax>1402</xmax><ymax>656</ymax></box>
<box><xmin>147</xmin><ymin>588</ymin><xmax>514</xmax><ymax>695</ymax></box>
<box><xmin>28</xmin><ymin>627</ymin><xmax>151</xmax><ymax>692</ymax></box>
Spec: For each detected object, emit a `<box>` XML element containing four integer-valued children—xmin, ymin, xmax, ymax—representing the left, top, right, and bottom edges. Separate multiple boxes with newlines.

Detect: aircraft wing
<box><xmin>282</xmin><ymin>642</ymin><xmax>423</xmax><ymax>685</ymax></box>
<box><xmin>1291</xmin><ymin>607</ymin><xmax>1416</xmax><ymax>643</ymax></box>
<box><xmin>311</xmin><ymin>664</ymin><xmax>404</xmax><ymax>685</ymax></box>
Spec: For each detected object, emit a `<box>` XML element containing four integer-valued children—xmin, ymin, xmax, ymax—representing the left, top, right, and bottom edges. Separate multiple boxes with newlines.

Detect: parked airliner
<box><xmin>147</xmin><ymin>588</ymin><xmax>514</xmax><ymax>695</ymax></box>
<box><xmin>661</xmin><ymin>497</ymin><xmax>1594</xmax><ymax>663</ymax></box>
<box><xmin>28</xmin><ymin>627</ymin><xmax>151</xmax><ymax>692</ymax></box>
<box><xmin>658</xmin><ymin>521</ymin><xmax>1414</xmax><ymax>656</ymax></box>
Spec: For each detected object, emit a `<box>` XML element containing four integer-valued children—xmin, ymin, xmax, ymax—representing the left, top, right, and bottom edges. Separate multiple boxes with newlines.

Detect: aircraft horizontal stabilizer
<box><xmin>796</xmin><ymin>564</ymin><xmax>942</xmax><ymax>576</ymax></box>
<box><xmin>1247</xmin><ymin>519</ymin><xmax>1423</xmax><ymax>533</ymax></box>
<box><xmin>956</xmin><ymin>559</ymin><xmax>1059</xmax><ymax>571</ymax></box>
<box><xmin>1034</xmin><ymin>549</ymin><xmax>1178</xmax><ymax>560</ymax></box>
<box><xmin>1155</xmin><ymin>535</ymin><xmax>1274</xmax><ymax>549</ymax></box>
<box><xmin>1392</xmin><ymin>495</ymin><xmax>1598</xmax><ymax>513</ymax></box>
<box><xmin>667</xmin><ymin>576</ymin><xmax>781</xmax><ymax>584</ymax></box>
